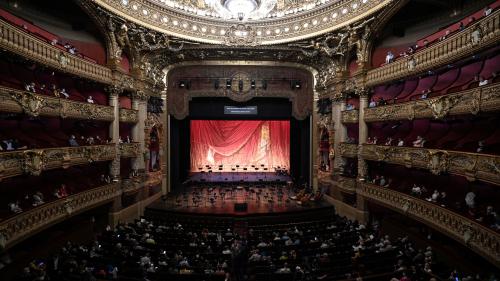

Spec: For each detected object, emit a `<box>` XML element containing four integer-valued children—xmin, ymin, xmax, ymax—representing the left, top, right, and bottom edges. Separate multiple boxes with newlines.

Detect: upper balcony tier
<box><xmin>361</xmin><ymin>144</ymin><xmax>500</xmax><ymax>185</ymax></box>
<box><xmin>366</xmin><ymin>9</ymin><xmax>500</xmax><ymax>87</ymax></box>
<box><xmin>341</xmin><ymin>109</ymin><xmax>359</xmax><ymax>124</ymax></box>
<box><xmin>364</xmin><ymin>83</ymin><xmax>500</xmax><ymax>122</ymax></box>
<box><xmin>0</xmin><ymin>144</ymin><xmax>116</xmax><ymax>181</ymax></box>
<box><xmin>0</xmin><ymin>86</ymin><xmax>115</xmax><ymax>121</ymax></box>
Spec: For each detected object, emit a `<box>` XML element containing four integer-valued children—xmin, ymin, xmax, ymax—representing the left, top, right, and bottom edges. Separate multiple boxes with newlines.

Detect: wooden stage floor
<box><xmin>147</xmin><ymin>184</ymin><xmax>331</xmax><ymax>217</ymax></box>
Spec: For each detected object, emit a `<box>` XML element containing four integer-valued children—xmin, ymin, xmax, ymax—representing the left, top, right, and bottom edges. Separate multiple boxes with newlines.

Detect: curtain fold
<box><xmin>190</xmin><ymin>120</ymin><xmax>290</xmax><ymax>171</ymax></box>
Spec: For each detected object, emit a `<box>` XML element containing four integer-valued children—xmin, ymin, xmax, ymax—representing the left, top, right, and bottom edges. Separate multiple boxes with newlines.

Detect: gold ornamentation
<box><xmin>424</xmin><ymin>95</ymin><xmax>460</xmax><ymax>119</ymax></box>
<box><xmin>21</xmin><ymin>150</ymin><xmax>46</xmax><ymax>176</ymax></box>
<box><xmin>427</xmin><ymin>150</ymin><xmax>449</xmax><ymax>175</ymax></box>
<box><xmin>11</xmin><ymin>91</ymin><xmax>46</xmax><ymax>117</ymax></box>
<box><xmin>224</xmin><ymin>24</ymin><xmax>259</xmax><ymax>46</ymax></box>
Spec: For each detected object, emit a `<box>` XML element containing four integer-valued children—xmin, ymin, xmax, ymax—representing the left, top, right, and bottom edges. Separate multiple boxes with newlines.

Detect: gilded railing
<box><xmin>122</xmin><ymin>176</ymin><xmax>145</xmax><ymax>194</ymax></box>
<box><xmin>361</xmin><ymin>144</ymin><xmax>500</xmax><ymax>185</ymax></box>
<box><xmin>0</xmin><ymin>183</ymin><xmax>121</xmax><ymax>249</ymax></box>
<box><xmin>337</xmin><ymin>176</ymin><xmax>356</xmax><ymax>193</ymax></box>
<box><xmin>366</xmin><ymin>9</ymin><xmax>500</xmax><ymax>86</ymax></box>
<box><xmin>0</xmin><ymin>144</ymin><xmax>116</xmax><ymax>181</ymax></box>
<box><xmin>119</xmin><ymin>108</ymin><xmax>139</xmax><ymax>123</ymax></box>
<box><xmin>358</xmin><ymin>182</ymin><xmax>500</xmax><ymax>267</ymax></box>
<box><xmin>0</xmin><ymin>19</ymin><xmax>113</xmax><ymax>84</ymax></box>
<box><xmin>339</xmin><ymin>143</ymin><xmax>358</xmax><ymax>158</ymax></box>
<box><xmin>120</xmin><ymin>142</ymin><xmax>140</xmax><ymax>158</ymax></box>
<box><xmin>341</xmin><ymin>110</ymin><xmax>359</xmax><ymax>124</ymax></box>
<box><xmin>364</xmin><ymin>83</ymin><xmax>500</xmax><ymax>122</ymax></box>
<box><xmin>0</xmin><ymin>86</ymin><xmax>114</xmax><ymax>121</ymax></box>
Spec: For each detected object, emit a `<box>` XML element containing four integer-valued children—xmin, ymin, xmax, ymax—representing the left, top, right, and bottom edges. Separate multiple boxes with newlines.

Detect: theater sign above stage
<box><xmin>90</xmin><ymin>0</ymin><xmax>391</xmax><ymax>45</ymax></box>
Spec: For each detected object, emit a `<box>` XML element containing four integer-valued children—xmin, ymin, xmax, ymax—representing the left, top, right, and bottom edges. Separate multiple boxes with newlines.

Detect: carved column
<box><xmin>107</xmin><ymin>86</ymin><xmax>122</xmax><ymax>180</ymax></box>
<box><xmin>332</xmin><ymin>97</ymin><xmax>347</xmax><ymax>173</ymax></box>
<box><xmin>356</xmin><ymin>89</ymin><xmax>369</xmax><ymax>215</ymax></box>
<box><xmin>161</xmin><ymin>93</ymin><xmax>169</xmax><ymax>195</ymax></box>
<box><xmin>132</xmin><ymin>91</ymin><xmax>147</xmax><ymax>172</ymax></box>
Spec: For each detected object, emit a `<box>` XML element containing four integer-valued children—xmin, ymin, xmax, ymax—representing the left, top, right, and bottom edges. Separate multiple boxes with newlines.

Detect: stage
<box><xmin>186</xmin><ymin>171</ymin><xmax>292</xmax><ymax>183</ymax></box>
<box><xmin>148</xmin><ymin>184</ymin><xmax>331</xmax><ymax>217</ymax></box>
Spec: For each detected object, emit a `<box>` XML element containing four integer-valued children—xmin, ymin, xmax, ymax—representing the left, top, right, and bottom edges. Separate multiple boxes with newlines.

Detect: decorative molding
<box><xmin>119</xmin><ymin>108</ymin><xmax>140</xmax><ymax>123</ymax></box>
<box><xmin>120</xmin><ymin>142</ymin><xmax>141</xmax><ymax>158</ymax></box>
<box><xmin>359</xmin><ymin>182</ymin><xmax>500</xmax><ymax>268</ymax></box>
<box><xmin>0</xmin><ymin>183</ymin><xmax>121</xmax><ymax>249</ymax></box>
<box><xmin>122</xmin><ymin>176</ymin><xmax>145</xmax><ymax>194</ymax></box>
<box><xmin>337</xmin><ymin>175</ymin><xmax>357</xmax><ymax>193</ymax></box>
<box><xmin>366</xmin><ymin>9</ymin><xmax>500</xmax><ymax>86</ymax></box>
<box><xmin>0</xmin><ymin>86</ymin><xmax>115</xmax><ymax>121</ymax></box>
<box><xmin>341</xmin><ymin>109</ymin><xmax>359</xmax><ymax>123</ymax></box>
<box><xmin>339</xmin><ymin>142</ymin><xmax>358</xmax><ymax>158</ymax></box>
<box><xmin>361</xmin><ymin>144</ymin><xmax>500</xmax><ymax>185</ymax></box>
<box><xmin>0</xmin><ymin>19</ymin><xmax>112</xmax><ymax>84</ymax></box>
<box><xmin>0</xmin><ymin>145</ymin><xmax>116</xmax><ymax>181</ymax></box>
<box><xmin>364</xmin><ymin>83</ymin><xmax>500</xmax><ymax>122</ymax></box>
<box><xmin>91</xmin><ymin>0</ymin><xmax>392</xmax><ymax>45</ymax></box>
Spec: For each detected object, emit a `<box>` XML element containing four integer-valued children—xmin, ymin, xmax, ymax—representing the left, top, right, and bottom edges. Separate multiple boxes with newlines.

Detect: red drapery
<box><xmin>190</xmin><ymin>120</ymin><xmax>290</xmax><ymax>171</ymax></box>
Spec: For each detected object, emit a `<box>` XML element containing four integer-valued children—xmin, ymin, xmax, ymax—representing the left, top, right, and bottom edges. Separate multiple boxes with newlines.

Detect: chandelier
<box><xmin>206</xmin><ymin>0</ymin><xmax>276</xmax><ymax>21</ymax></box>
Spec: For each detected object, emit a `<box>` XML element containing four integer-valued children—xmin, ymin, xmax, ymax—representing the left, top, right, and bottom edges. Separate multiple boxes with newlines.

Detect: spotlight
<box><xmin>250</xmin><ymin>79</ymin><xmax>256</xmax><ymax>89</ymax></box>
<box><xmin>226</xmin><ymin>79</ymin><xmax>232</xmax><ymax>89</ymax></box>
<box><xmin>178</xmin><ymin>80</ymin><xmax>185</xmax><ymax>88</ymax></box>
<box><xmin>291</xmin><ymin>80</ymin><xmax>302</xmax><ymax>89</ymax></box>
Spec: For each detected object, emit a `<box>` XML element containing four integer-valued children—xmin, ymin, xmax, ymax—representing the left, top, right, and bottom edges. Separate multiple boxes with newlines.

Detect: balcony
<box><xmin>358</xmin><ymin>182</ymin><xmax>500</xmax><ymax>268</ymax></box>
<box><xmin>122</xmin><ymin>176</ymin><xmax>146</xmax><ymax>194</ymax></box>
<box><xmin>341</xmin><ymin>109</ymin><xmax>359</xmax><ymax>124</ymax></box>
<box><xmin>0</xmin><ymin>19</ymin><xmax>113</xmax><ymax>84</ymax></box>
<box><xmin>364</xmin><ymin>83</ymin><xmax>500</xmax><ymax>122</ymax></box>
<box><xmin>0</xmin><ymin>86</ymin><xmax>114</xmax><ymax>121</ymax></box>
<box><xmin>339</xmin><ymin>143</ymin><xmax>358</xmax><ymax>158</ymax></box>
<box><xmin>119</xmin><ymin>108</ymin><xmax>139</xmax><ymax>123</ymax></box>
<box><xmin>120</xmin><ymin>142</ymin><xmax>141</xmax><ymax>158</ymax></box>
<box><xmin>361</xmin><ymin>144</ymin><xmax>500</xmax><ymax>185</ymax></box>
<box><xmin>0</xmin><ymin>144</ymin><xmax>116</xmax><ymax>181</ymax></box>
<box><xmin>0</xmin><ymin>183</ymin><xmax>121</xmax><ymax>249</ymax></box>
<box><xmin>337</xmin><ymin>176</ymin><xmax>356</xmax><ymax>194</ymax></box>
<box><xmin>366</xmin><ymin>9</ymin><xmax>500</xmax><ymax>86</ymax></box>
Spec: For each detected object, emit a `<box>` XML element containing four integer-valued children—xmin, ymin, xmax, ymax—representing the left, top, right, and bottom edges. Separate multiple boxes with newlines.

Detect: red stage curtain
<box><xmin>190</xmin><ymin>120</ymin><xmax>290</xmax><ymax>171</ymax></box>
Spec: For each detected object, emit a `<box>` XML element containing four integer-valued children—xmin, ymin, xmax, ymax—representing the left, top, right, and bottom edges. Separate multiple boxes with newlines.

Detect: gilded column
<box><xmin>107</xmin><ymin>86</ymin><xmax>122</xmax><ymax>180</ymax></box>
<box><xmin>131</xmin><ymin>91</ymin><xmax>147</xmax><ymax>172</ymax></box>
<box><xmin>356</xmin><ymin>88</ymin><xmax>369</xmax><ymax>215</ymax></box>
<box><xmin>161</xmin><ymin>93</ymin><xmax>169</xmax><ymax>195</ymax></box>
<box><xmin>331</xmin><ymin>95</ymin><xmax>347</xmax><ymax>173</ymax></box>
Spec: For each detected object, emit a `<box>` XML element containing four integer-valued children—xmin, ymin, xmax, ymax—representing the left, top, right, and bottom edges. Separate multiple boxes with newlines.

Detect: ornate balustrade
<box><xmin>337</xmin><ymin>176</ymin><xmax>356</xmax><ymax>193</ymax></box>
<box><xmin>358</xmin><ymin>182</ymin><xmax>500</xmax><ymax>267</ymax></box>
<box><xmin>0</xmin><ymin>86</ymin><xmax>114</xmax><ymax>121</ymax></box>
<box><xmin>0</xmin><ymin>144</ymin><xmax>116</xmax><ymax>181</ymax></box>
<box><xmin>361</xmin><ymin>144</ymin><xmax>500</xmax><ymax>185</ymax></box>
<box><xmin>341</xmin><ymin>110</ymin><xmax>359</xmax><ymax>124</ymax></box>
<box><xmin>339</xmin><ymin>143</ymin><xmax>358</xmax><ymax>158</ymax></box>
<box><xmin>0</xmin><ymin>19</ymin><xmax>113</xmax><ymax>84</ymax></box>
<box><xmin>364</xmin><ymin>83</ymin><xmax>500</xmax><ymax>122</ymax></box>
<box><xmin>120</xmin><ymin>142</ymin><xmax>140</xmax><ymax>158</ymax></box>
<box><xmin>119</xmin><ymin>108</ymin><xmax>139</xmax><ymax>123</ymax></box>
<box><xmin>0</xmin><ymin>183</ymin><xmax>121</xmax><ymax>249</ymax></box>
<box><xmin>366</xmin><ymin>9</ymin><xmax>500</xmax><ymax>86</ymax></box>
<box><xmin>122</xmin><ymin>177</ymin><xmax>144</xmax><ymax>194</ymax></box>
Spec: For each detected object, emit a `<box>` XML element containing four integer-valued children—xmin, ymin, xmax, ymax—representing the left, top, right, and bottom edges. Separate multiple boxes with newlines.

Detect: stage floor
<box><xmin>187</xmin><ymin>172</ymin><xmax>292</xmax><ymax>183</ymax></box>
<box><xmin>148</xmin><ymin>184</ymin><xmax>330</xmax><ymax>217</ymax></box>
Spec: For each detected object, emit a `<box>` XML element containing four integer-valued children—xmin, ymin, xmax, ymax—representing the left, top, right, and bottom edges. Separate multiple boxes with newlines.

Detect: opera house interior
<box><xmin>0</xmin><ymin>0</ymin><xmax>499</xmax><ymax>280</ymax></box>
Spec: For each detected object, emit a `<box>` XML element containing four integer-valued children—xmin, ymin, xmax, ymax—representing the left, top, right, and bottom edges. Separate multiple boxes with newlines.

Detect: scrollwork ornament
<box><xmin>424</xmin><ymin>94</ymin><xmax>460</xmax><ymax>119</ymax></box>
<box><xmin>427</xmin><ymin>150</ymin><xmax>449</xmax><ymax>175</ymax></box>
<box><xmin>22</xmin><ymin>150</ymin><xmax>46</xmax><ymax>176</ymax></box>
<box><xmin>469</xmin><ymin>88</ymin><xmax>481</xmax><ymax>115</ymax></box>
<box><xmin>64</xmin><ymin>199</ymin><xmax>73</xmax><ymax>215</ymax></box>
<box><xmin>11</xmin><ymin>91</ymin><xmax>46</xmax><ymax>117</ymax></box>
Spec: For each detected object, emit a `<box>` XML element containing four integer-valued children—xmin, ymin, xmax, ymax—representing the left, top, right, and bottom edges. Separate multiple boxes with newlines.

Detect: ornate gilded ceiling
<box><xmin>92</xmin><ymin>0</ymin><xmax>393</xmax><ymax>45</ymax></box>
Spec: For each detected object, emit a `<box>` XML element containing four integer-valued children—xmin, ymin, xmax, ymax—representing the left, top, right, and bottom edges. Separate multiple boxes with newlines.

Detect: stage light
<box><xmin>226</xmin><ymin>79</ymin><xmax>232</xmax><ymax>89</ymax></box>
<box><xmin>250</xmin><ymin>79</ymin><xmax>256</xmax><ymax>89</ymax></box>
<box><xmin>291</xmin><ymin>80</ymin><xmax>302</xmax><ymax>90</ymax></box>
<box><xmin>178</xmin><ymin>80</ymin><xmax>185</xmax><ymax>88</ymax></box>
